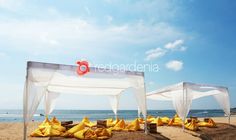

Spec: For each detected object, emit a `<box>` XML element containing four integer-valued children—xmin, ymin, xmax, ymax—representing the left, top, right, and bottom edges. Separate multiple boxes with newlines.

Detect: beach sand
<box><xmin>0</xmin><ymin>116</ymin><xmax>235</xmax><ymax>140</ymax></box>
<box><xmin>157</xmin><ymin>116</ymin><xmax>236</xmax><ymax>140</ymax></box>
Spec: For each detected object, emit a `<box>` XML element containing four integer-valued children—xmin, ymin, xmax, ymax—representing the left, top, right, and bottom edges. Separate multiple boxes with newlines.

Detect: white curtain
<box><xmin>108</xmin><ymin>94</ymin><xmax>120</xmax><ymax>117</ymax></box>
<box><xmin>213</xmin><ymin>88</ymin><xmax>230</xmax><ymax>116</ymax></box>
<box><xmin>138</xmin><ymin>106</ymin><xmax>141</xmax><ymax>118</ymax></box>
<box><xmin>44</xmin><ymin>91</ymin><xmax>60</xmax><ymax>115</ymax></box>
<box><xmin>172</xmin><ymin>87</ymin><xmax>193</xmax><ymax>121</ymax></box>
<box><xmin>23</xmin><ymin>80</ymin><xmax>47</xmax><ymax>124</ymax></box>
<box><xmin>132</xmin><ymin>87</ymin><xmax>147</xmax><ymax>119</ymax></box>
<box><xmin>23</xmin><ymin>66</ymin><xmax>56</xmax><ymax>124</ymax></box>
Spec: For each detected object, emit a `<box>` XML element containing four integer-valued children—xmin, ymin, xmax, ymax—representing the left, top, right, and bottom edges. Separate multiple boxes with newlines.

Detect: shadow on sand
<box><xmin>48</xmin><ymin>131</ymin><xmax>170</xmax><ymax>140</ymax></box>
<box><xmin>197</xmin><ymin>123</ymin><xmax>236</xmax><ymax>140</ymax></box>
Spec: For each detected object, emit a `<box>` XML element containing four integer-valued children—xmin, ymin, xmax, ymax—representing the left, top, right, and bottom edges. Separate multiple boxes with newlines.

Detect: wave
<box><xmin>0</xmin><ymin>114</ymin><xmax>41</xmax><ymax>118</ymax></box>
<box><xmin>193</xmin><ymin>111</ymin><xmax>208</xmax><ymax>115</ymax></box>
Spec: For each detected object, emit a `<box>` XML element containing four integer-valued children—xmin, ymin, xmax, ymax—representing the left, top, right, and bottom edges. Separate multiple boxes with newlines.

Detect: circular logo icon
<box><xmin>76</xmin><ymin>61</ymin><xmax>90</xmax><ymax>75</ymax></box>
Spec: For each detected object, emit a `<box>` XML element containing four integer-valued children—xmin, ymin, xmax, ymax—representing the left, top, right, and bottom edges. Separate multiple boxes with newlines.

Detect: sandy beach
<box><xmin>0</xmin><ymin>116</ymin><xmax>235</xmax><ymax>140</ymax></box>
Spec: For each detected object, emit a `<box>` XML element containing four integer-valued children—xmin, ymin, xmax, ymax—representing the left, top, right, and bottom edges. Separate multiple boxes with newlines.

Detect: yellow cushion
<box><xmin>112</xmin><ymin>119</ymin><xmax>125</xmax><ymax>131</ymax></box>
<box><xmin>30</xmin><ymin>128</ymin><xmax>44</xmax><ymax>137</ymax></box>
<box><xmin>94</xmin><ymin>128</ymin><xmax>111</xmax><ymax>138</ymax></box>
<box><xmin>156</xmin><ymin>117</ymin><xmax>164</xmax><ymax>126</ymax></box>
<box><xmin>161</xmin><ymin>117</ymin><xmax>170</xmax><ymax>124</ymax></box>
<box><xmin>67</xmin><ymin>122</ymin><xmax>85</xmax><ymax>134</ymax></box>
<box><xmin>81</xmin><ymin>117</ymin><xmax>96</xmax><ymax>127</ymax></box>
<box><xmin>74</xmin><ymin>128</ymin><xmax>88</xmax><ymax>139</ymax></box>
<box><xmin>198</xmin><ymin>118</ymin><xmax>216</xmax><ymax>127</ymax></box>
<box><xmin>185</xmin><ymin>119</ymin><xmax>199</xmax><ymax>131</ymax></box>
<box><xmin>51</xmin><ymin>116</ymin><xmax>61</xmax><ymax>126</ymax></box>
<box><xmin>125</xmin><ymin>118</ymin><xmax>140</xmax><ymax>131</ymax></box>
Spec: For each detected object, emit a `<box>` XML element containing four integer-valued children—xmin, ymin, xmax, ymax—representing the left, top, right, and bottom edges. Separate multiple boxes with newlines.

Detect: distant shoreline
<box><xmin>0</xmin><ymin>109</ymin><xmax>232</xmax><ymax>123</ymax></box>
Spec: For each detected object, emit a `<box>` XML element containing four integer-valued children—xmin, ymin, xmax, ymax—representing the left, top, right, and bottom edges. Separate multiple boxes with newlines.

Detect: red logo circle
<box><xmin>76</xmin><ymin>61</ymin><xmax>90</xmax><ymax>75</ymax></box>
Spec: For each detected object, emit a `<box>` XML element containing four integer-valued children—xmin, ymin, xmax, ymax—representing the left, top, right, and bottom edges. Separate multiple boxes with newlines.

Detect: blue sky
<box><xmin>0</xmin><ymin>0</ymin><xmax>236</xmax><ymax>110</ymax></box>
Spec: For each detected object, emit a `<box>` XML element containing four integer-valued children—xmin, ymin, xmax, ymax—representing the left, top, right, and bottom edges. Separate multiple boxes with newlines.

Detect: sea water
<box><xmin>0</xmin><ymin>109</ymin><xmax>226</xmax><ymax>122</ymax></box>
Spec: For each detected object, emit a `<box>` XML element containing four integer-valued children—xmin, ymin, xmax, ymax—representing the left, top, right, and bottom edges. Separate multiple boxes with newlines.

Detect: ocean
<box><xmin>0</xmin><ymin>109</ymin><xmax>226</xmax><ymax>122</ymax></box>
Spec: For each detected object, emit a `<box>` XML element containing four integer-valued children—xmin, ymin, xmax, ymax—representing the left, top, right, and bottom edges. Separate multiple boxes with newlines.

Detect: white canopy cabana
<box><xmin>23</xmin><ymin>61</ymin><xmax>147</xmax><ymax>139</ymax></box>
<box><xmin>147</xmin><ymin>82</ymin><xmax>230</xmax><ymax>124</ymax></box>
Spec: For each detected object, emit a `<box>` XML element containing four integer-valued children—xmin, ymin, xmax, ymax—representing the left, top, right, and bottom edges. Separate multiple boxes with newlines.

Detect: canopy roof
<box><xmin>23</xmin><ymin>61</ymin><xmax>147</xmax><ymax>138</ymax></box>
<box><xmin>147</xmin><ymin>82</ymin><xmax>230</xmax><ymax>121</ymax></box>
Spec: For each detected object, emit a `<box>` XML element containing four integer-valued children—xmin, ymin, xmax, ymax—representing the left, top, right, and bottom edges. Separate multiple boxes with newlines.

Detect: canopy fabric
<box><xmin>23</xmin><ymin>61</ymin><xmax>147</xmax><ymax>139</ymax></box>
<box><xmin>147</xmin><ymin>82</ymin><xmax>230</xmax><ymax>122</ymax></box>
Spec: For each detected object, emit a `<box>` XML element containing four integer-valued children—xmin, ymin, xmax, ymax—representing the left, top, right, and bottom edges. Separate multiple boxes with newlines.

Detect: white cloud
<box><xmin>84</xmin><ymin>6</ymin><xmax>91</xmax><ymax>15</ymax></box>
<box><xmin>106</xmin><ymin>15</ymin><xmax>113</xmax><ymax>23</ymax></box>
<box><xmin>0</xmin><ymin>0</ymin><xmax>24</xmax><ymax>11</ymax></box>
<box><xmin>47</xmin><ymin>7</ymin><xmax>60</xmax><ymax>16</ymax></box>
<box><xmin>144</xmin><ymin>38</ymin><xmax>187</xmax><ymax>61</ymax></box>
<box><xmin>40</xmin><ymin>33</ymin><xmax>60</xmax><ymax>46</ymax></box>
<box><xmin>165</xmin><ymin>60</ymin><xmax>183</xmax><ymax>71</ymax></box>
<box><xmin>0</xmin><ymin>52</ymin><xmax>6</xmax><ymax>58</ymax></box>
<box><xmin>145</xmin><ymin>47</ymin><xmax>166</xmax><ymax>61</ymax></box>
<box><xmin>164</xmin><ymin>39</ymin><xmax>186</xmax><ymax>51</ymax></box>
<box><xmin>0</xmin><ymin>19</ymin><xmax>186</xmax><ymax>55</ymax></box>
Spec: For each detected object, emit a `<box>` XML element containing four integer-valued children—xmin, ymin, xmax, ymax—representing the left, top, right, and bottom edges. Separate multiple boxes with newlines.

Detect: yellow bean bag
<box><xmin>30</xmin><ymin>128</ymin><xmax>44</xmax><ymax>137</ymax></box>
<box><xmin>138</xmin><ymin>118</ymin><xmax>145</xmax><ymax>124</ymax></box>
<box><xmin>38</xmin><ymin>116</ymin><xmax>51</xmax><ymax>128</ymax></box>
<box><xmin>198</xmin><ymin>118</ymin><xmax>216</xmax><ymax>127</ymax></box>
<box><xmin>94</xmin><ymin>128</ymin><xmax>112</xmax><ymax>139</ymax></box>
<box><xmin>112</xmin><ymin>119</ymin><xmax>126</xmax><ymax>131</ymax></box>
<box><xmin>112</xmin><ymin>118</ymin><xmax>120</xmax><ymax>126</ymax></box>
<box><xmin>74</xmin><ymin>128</ymin><xmax>97</xmax><ymax>140</ymax></box>
<box><xmin>49</xmin><ymin>117</ymin><xmax>66</xmax><ymax>132</ymax></box>
<box><xmin>147</xmin><ymin>115</ymin><xmax>156</xmax><ymax>123</ymax></box>
<box><xmin>106</xmin><ymin>118</ymin><xmax>114</xmax><ymax>127</ymax></box>
<box><xmin>51</xmin><ymin>116</ymin><xmax>61</xmax><ymax>125</ymax></box>
<box><xmin>81</xmin><ymin>117</ymin><xmax>96</xmax><ymax>127</ymax></box>
<box><xmin>106</xmin><ymin>118</ymin><xmax>120</xmax><ymax>127</ymax></box>
<box><xmin>41</xmin><ymin>126</ymin><xmax>51</xmax><ymax>137</ymax></box>
<box><xmin>147</xmin><ymin>115</ymin><xmax>155</xmax><ymax>119</ymax></box>
<box><xmin>49</xmin><ymin>127</ymin><xmax>62</xmax><ymax>136</ymax></box>
<box><xmin>74</xmin><ymin>129</ymin><xmax>88</xmax><ymax>139</ymax></box>
<box><xmin>168</xmin><ymin>115</ymin><xmax>183</xmax><ymax>126</ymax></box>
<box><xmin>35</xmin><ymin>125</ymin><xmax>61</xmax><ymax>137</ymax></box>
<box><xmin>161</xmin><ymin>117</ymin><xmax>170</xmax><ymax>124</ymax></box>
<box><xmin>67</xmin><ymin>122</ymin><xmax>85</xmax><ymax>134</ymax></box>
<box><xmin>51</xmin><ymin>124</ymin><xmax>66</xmax><ymax>132</ymax></box>
<box><xmin>206</xmin><ymin>118</ymin><xmax>216</xmax><ymax>127</ymax></box>
<box><xmin>156</xmin><ymin>117</ymin><xmax>164</xmax><ymax>126</ymax></box>
<box><xmin>106</xmin><ymin>127</ymin><xmax>113</xmax><ymax>136</ymax></box>
<box><xmin>125</xmin><ymin>118</ymin><xmax>140</xmax><ymax>131</ymax></box>
<box><xmin>185</xmin><ymin>119</ymin><xmax>199</xmax><ymax>131</ymax></box>
<box><xmin>84</xmin><ymin>129</ymin><xmax>97</xmax><ymax>139</ymax></box>
<box><xmin>31</xmin><ymin>116</ymin><xmax>64</xmax><ymax>137</ymax></box>
<box><xmin>150</xmin><ymin>118</ymin><xmax>156</xmax><ymax>123</ymax></box>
